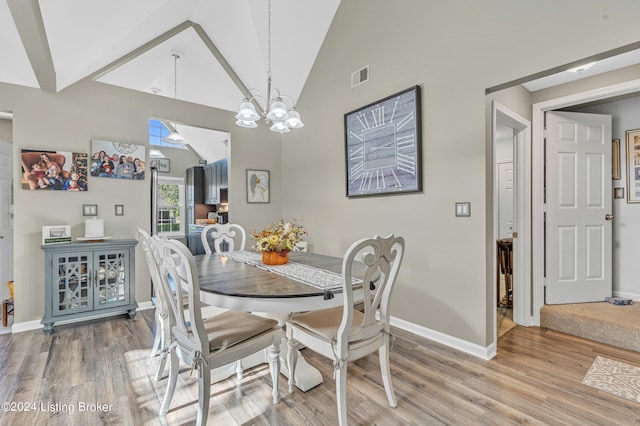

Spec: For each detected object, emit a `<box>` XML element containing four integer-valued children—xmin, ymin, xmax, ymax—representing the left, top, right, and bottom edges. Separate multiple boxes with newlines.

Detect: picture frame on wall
<box><xmin>344</xmin><ymin>85</ymin><xmax>422</xmax><ymax>197</ymax></box>
<box><xmin>625</xmin><ymin>129</ymin><xmax>640</xmax><ymax>203</ymax></box>
<box><xmin>91</xmin><ymin>139</ymin><xmax>146</xmax><ymax>180</ymax></box>
<box><xmin>246</xmin><ymin>169</ymin><xmax>270</xmax><ymax>203</ymax></box>
<box><xmin>157</xmin><ymin>158</ymin><xmax>170</xmax><ymax>173</ymax></box>
<box><xmin>20</xmin><ymin>149</ymin><xmax>88</xmax><ymax>191</ymax></box>
<box><xmin>612</xmin><ymin>138</ymin><xmax>621</xmax><ymax>180</ymax></box>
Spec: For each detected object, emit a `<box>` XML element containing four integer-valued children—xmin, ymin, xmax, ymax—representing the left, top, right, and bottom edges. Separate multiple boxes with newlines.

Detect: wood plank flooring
<box><xmin>0</xmin><ymin>310</ymin><xmax>639</xmax><ymax>425</ymax></box>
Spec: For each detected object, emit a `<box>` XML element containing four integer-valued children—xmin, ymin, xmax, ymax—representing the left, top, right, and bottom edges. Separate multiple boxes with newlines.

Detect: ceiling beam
<box><xmin>89</xmin><ymin>20</ymin><xmax>195</xmax><ymax>82</ymax></box>
<box><xmin>191</xmin><ymin>23</ymin><xmax>263</xmax><ymax>116</ymax></box>
<box><xmin>7</xmin><ymin>0</ymin><xmax>56</xmax><ymax>92</ymax></box>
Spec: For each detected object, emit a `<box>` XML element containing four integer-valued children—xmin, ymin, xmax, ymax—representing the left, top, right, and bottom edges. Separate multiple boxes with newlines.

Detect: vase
<box><xmin>262</xmin><ymin>251</ymin><xmax>289</xmax><ymax>265</ymax></box>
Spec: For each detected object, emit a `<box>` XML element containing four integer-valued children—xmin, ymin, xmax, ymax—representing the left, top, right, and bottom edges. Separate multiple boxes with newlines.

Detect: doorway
<box><xmin>492</xmin><ymin>102</ymin><xmax>531</xmax><ymax>342</ymax></box>
<box><xmin>531</xmin><ymin>79</ymin><xmax>640</xmax><ymax>325</ymax></box>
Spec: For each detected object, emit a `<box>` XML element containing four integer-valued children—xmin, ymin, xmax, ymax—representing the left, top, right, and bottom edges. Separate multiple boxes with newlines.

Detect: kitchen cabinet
<box><xmin>186</xmin><ymin>166</ymin><xmax>204</xmax><ymax>205</ymax></box>
<box><xmin>41</xmin><ymin>239</ymin><xmax>138</xmax><ymax>334</ymax></box>
<box><xmin>204</xmin><ymin>159</ymin><xmax>228</xmax><ymax>205</ymax></box>
<box><xmin>186</xmin><ymin>166</ymin><xmax>204</xmax><ymax>226</ymax></box>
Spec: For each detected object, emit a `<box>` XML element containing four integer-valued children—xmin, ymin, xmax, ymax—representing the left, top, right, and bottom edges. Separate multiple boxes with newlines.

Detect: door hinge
<box><xmin>512</xmin><ymin>232</ymin><xmax>518</xmax><ymax>238</ymax></box>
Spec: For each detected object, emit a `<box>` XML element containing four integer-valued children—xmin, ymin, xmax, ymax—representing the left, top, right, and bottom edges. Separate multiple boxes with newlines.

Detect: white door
<box><xmin>0</xmin><ymin>141</ymin><xmax>13</xmax><ymax>302</ymax></box>
<box><xmin>498</xmin><ymin>162</ymin><xmax>514</xmax><ymax>240</ymax></box>
<box><xmin>545</xmin><ymin>111</ymin><xmax>612</xmax><ymax>304</ymax></box>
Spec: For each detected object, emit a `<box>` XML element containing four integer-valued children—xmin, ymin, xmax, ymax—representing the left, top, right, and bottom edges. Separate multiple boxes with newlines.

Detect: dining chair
<box><xmin>201</xmin><ymin>223</ymin><xmax>246</xmax><ymax>254</ymax></box>
<box><xmin>137</xmin><ymin>228</ymin><xmax>227</xmax><ymax>382</ymax></box>
<box><xmin>285</xmin><ymin>234</ymin><xmax>405</xmax><ymax>426</ymax></box>
<box><xmin>137</xmin><ymin>228</ymin><xmax>171</xmax><ymax>379</ymax></box>
<box><xmin>292</xmin><ymin>241</ymin><xmax>308</xmax><ymax>252</ymax></box>
<box><xmin>150</xmin><ymin>236</ymin><xmax>282</xmax><ymax>426</ymax></box>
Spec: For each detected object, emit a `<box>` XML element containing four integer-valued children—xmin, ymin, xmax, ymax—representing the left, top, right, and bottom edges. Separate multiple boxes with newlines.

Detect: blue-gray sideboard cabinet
<box><xmin>41</xmin><ymin>239</ymin><xmax>138</xmax><ymax>334</ymax></box>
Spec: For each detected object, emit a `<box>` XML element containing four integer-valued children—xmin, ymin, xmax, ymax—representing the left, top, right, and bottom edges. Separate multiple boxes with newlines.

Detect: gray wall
<box><xmin>283</xmin><ymin>0</ymin><xmax>640</xmax><ymax>347</ymax></box>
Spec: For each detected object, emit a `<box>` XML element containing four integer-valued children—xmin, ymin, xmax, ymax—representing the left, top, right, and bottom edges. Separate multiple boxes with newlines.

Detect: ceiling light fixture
<box><xmin>567</xmin><ymin>62</ymin><xmax>596</xmax><ymax>73</ymax></box>
<box><xmin>163</xmin><ymin>51</ymin><xmax>187</xmax><ymax>144</ymax></box>
<box><xmin>235</xmin><ymin>0</ymin><xmax>303</xmax><ymax>133</ymax></box>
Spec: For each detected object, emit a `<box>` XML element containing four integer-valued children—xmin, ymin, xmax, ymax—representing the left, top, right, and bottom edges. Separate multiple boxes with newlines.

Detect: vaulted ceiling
<box><xmin>1</xmin><ymin>0</ymin><xmax>341</xmax><ymax>114</ymax></box>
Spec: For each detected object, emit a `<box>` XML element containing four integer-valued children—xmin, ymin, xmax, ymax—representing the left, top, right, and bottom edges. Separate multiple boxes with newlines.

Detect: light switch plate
<box><xmin>455</xmin><ymin>202</ymin><xmax>470</xmax><ymax>217</ymax></box>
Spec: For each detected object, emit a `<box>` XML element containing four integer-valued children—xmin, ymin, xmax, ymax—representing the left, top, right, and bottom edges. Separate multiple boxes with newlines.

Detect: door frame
<box><xmin>492</xmin><ymin>102</ymin><xmax>531</xmax><ymax>337</ymax></box>
<box><xmin>531</xmin><ymin>78</ymin><xmax>640</xmax><ymax>325</ymax></box>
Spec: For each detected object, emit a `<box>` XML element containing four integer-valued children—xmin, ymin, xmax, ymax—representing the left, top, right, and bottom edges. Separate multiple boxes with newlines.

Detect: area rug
<box><xmin>582</xmin><ymin>356</ymin><xmax>640</xmax><ymax>403</ymax></box>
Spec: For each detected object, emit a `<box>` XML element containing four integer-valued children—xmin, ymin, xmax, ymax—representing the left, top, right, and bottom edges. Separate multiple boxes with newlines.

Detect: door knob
<box><xmin>605</xmin><ymin>214</ymin><xmax>615</xmax><ymax>221</ymax></box>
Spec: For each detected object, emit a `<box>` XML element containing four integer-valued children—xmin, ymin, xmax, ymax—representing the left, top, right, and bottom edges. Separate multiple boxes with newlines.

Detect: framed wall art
<box><xmin>156</xmin><ymin>158</ymin><xmax>170</xmax><ymax>173</ymax></box>
<box><xmin>20</xmin><ymin>149</ymin><xmax>88</xmax><ymax>191</ymax></box>
<box><xmin>91</xmin><ymin>139</ymin><xmax>146</xmax><ymax>180</ymax></box>
<box><xmin>344</xmin><ymin>85</ymin><xmax>422</xmax><ymax>197</ymax></box>
<box><xmin>247</xmin><ymin>169</ymin><xmax>270</xmax><ymax>203</ymax></box>
<box><xmin>625</xmin><ymin>129</ymin><xmax>640</xmax><ymax>203</ymax></box>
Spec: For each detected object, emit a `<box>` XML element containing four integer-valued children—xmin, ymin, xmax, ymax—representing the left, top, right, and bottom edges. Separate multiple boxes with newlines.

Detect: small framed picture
<box><xmin>42</xmin><ymin>225</ymin><xmax>71</xmax><ymax>244</ymax></box>
<box><xmin>625</xmin><ymin>129</ymin><xmax>640</xmax><ymax>203</ymax></box>
<box><xmin>115</xmin><ymin>204</ymin><xmax>124</xmax><ymax>216</ymax></box>
<box><xmin>157</xmin><ymin>158</ymin><xmax>170</xmax><ymax>173</ymax></box>
<box><xmin>83</xmin><ymin>204</ymin><xmax>98</xmax><ymax>216</ymax></box>
<box><xmin>246</xmin><ymin>169</ymin><xmax>270</xmax><ymax>203</ymax></box>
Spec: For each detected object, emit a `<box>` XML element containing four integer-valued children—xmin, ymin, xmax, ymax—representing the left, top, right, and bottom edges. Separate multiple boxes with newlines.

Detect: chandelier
<box><xmin>235</xmin><ymin>0</ymin><xmax>304</xmax><ymax>133</ymax></box>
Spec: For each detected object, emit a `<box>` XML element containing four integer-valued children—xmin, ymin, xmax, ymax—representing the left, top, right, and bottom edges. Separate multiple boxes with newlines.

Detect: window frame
<box><xmin>156</xmin><ymin>176</ymin><xmax>185</xmax><ymax>238</ymax></box>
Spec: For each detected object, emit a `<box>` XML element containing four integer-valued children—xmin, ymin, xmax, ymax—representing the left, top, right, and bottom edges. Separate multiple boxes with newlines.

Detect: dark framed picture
<box><xmin>344</xmin><ymin>85</ymin><xmax>422</xmax><ymax>197</ymax></box>
<box><xmin>247</xmin><ymin>169</ymin><xmax>270</xmax><ymax>203</ymax></box>
<box><xmin>157</xmin><ymin>158</ymin><xmax>170</xmax><ymax>173</ymax></box>
<box><xmin>115</xmin><ymin>204</ymin><xmax>124</xmax><ymax>216</ymax></box>
<box><xmin>625</xmin><ymin>129</ymin><xmax>640</xmax><ymax>203</ymax></box>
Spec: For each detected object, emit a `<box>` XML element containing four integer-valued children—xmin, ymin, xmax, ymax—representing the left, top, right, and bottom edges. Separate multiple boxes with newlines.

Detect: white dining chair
<box><xmin>151</xmin><ymin>236</ymin><xmax>282</xmax><ymax>426</ymax></box>
<box><xmin>137</xmin><ymin>228</ymin><xmax>227</xmax><ymax>381</ymax></box>
<box><xmin>292</xmin><ymin>241</ymin><xmax>308</xmax><ymax>252</ymax></box>
<box><xmin>201</xmin><ymin>223</ymin><xmax>246</xmax><ymax>254</ymax></box>
<box><xmin>285</xmin><ymin>234</ymin><xmax>405</xmax><ymax>426</ymax></box>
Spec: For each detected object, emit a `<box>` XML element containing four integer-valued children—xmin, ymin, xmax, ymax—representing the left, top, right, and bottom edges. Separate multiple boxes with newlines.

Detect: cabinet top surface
<box><xmin>41</xmin><ymin>239</ymin><xmax>138</xmax><ymax>251</ymax></box>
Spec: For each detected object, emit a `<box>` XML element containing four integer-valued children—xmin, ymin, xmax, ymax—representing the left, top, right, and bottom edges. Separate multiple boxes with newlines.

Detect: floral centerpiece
<box><xmin>251</xmin><ymin>219</ymin><xmax>307</xmax><ymax>265</ymax></box>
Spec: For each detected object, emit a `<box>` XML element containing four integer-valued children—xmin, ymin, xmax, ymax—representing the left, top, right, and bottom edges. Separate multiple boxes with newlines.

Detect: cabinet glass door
<box><xmin>95</xmin><ymin>250</ymin><xmax>129</xmax><ymax>307</ymax></box>
<box><xmin>53</xmin><ymin>253</ymin><xmax>92</xmax><ymax>315</ymax></box>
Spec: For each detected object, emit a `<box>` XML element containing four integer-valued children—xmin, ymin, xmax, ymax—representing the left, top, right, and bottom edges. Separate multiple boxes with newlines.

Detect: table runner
<box><xmin>218</xmin><ymin>251</ymin><xmax>361</xmax><ymax>291</ymax></box>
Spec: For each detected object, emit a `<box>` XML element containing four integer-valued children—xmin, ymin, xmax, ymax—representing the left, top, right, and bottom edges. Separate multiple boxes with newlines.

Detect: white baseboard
<box><xmin>11</xmin><ymin>300</ymin><xmax>155</xmax><ymax>334</ymax></box>
<box><xmin>390</xmin><ymin>315</ymin><xmax>496</xmax><ymax>360</ymax></box>
<box><xmin>11</xmin><ymin>300</ymin><xmax>496</xmax><ymax>360</ymax></box>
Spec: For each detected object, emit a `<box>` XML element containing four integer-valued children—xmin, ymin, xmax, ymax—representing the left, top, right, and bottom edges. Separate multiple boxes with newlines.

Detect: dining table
<box><xmin>193</xmin><ymin>250</ymin><xmax>365</xmax><ymax>391</ymax></box>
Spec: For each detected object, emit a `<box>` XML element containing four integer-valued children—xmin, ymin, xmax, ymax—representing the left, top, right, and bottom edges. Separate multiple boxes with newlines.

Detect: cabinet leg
<box><xmin>128</xmin><ymin>309</ymin><xmax>137</xmax><ymax>319</ymax></box>
<box><xmin>42</xmin><ymin>323</ymin><xmax>54</xmax><ymax>335</ymax></box>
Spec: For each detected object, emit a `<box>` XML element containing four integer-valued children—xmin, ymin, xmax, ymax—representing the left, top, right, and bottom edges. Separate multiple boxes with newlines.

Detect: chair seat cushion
<box><xmin>289</xmin><ymin>307</ymin><xmax>364</xmax><ymax>341</ymax></box>
<box><xmin>203</xmin><ymin>311</ymin><xmax>279</xmax><ymax>352</ymax></box>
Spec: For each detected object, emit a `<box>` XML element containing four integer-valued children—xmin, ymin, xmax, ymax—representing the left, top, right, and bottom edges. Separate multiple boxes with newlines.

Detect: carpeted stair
<box><xmin>541</xmin><ymin>301</ymin><xmax>640</xmax><ymax>352</ymax></box>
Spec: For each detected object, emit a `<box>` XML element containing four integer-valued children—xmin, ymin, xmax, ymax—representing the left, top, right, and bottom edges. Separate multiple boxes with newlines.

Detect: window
<box><xmin>149</xmin><ymin>119</ymin><xmax>187</xmax><ymax>149</ymax></box>
<box><xmin>156</xmin><ymin>176</ymin><xmax>185</xmax><ymax>237</ymax></box>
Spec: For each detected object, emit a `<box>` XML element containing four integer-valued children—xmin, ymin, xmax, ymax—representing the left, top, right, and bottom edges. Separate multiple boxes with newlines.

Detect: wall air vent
<box><xmin>351</xmin><ymin>65</ymin><xmax>369</xmax><ymax>88</ymax></box>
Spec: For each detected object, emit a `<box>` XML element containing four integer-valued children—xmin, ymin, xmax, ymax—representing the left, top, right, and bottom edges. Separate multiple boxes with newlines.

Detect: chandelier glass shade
<box><xmin>235</xmin><ymin>0</ymin><xmax>304</xmax><ymax>133</ymax></box>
